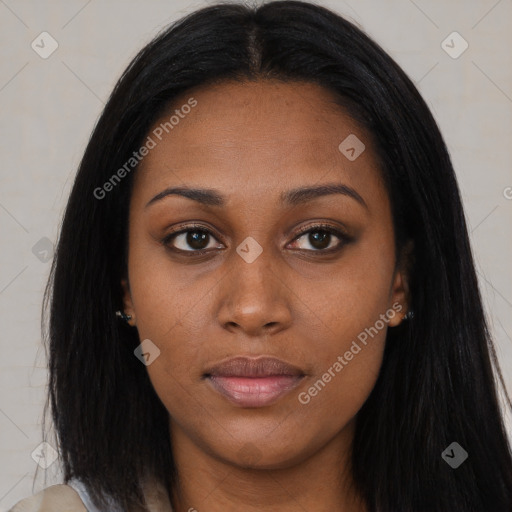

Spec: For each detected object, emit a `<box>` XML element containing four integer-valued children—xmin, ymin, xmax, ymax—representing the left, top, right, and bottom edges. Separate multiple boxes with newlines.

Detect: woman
<box><xmin>10</xmin><ymin>1</ymin><xmax>512</xmax><ymax>511</ymax></box>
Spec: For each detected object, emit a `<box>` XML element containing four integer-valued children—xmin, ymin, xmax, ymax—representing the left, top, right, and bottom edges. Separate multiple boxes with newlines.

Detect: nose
<box><xmin>216</xmin><ymin>247</ymin><xmax>293</xmax><ymax>337</ymax></box>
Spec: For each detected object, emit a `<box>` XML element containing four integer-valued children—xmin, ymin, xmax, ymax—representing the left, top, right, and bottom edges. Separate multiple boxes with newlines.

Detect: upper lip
<box><xmin>204</xmin><ymin>356</ymin><xmax>305</xmax><ymax>378</ymax></box>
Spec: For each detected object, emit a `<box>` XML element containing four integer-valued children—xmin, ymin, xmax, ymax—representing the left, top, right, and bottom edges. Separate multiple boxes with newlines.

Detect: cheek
<box><xmin>295</xmin><ymin>235</ymin><xmax>394</xmax><ymax>415</ymax></box>
<box><xmin>299</xmin><ymin>296</ymin><xmax>388</xmax><ymax>419</ymax></box>
<box><xmin>309</xmin><ymin>235</ymin><xmax>395</xmax><ymax>348</ymax></box>
<box><xmin>126</xmin><ymin>244</ymin><xmax>212</xmax><ymax>401</ymax></box>
<box><xmin>296</xmin><ymin>284</ymin><xmax>389</xmax><ymax>428</ymax></box>
<box><xmin>127</xmin><ymin>232</ymin><xmax>207</xmax><ymax>339</ymax></box>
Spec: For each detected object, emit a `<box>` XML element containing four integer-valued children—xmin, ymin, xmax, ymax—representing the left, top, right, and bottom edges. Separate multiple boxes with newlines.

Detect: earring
<box><xmin>116</xmin><ymin>310</ymin><xmax>132</xmax><ymax>323</ymax></box>
<box><xmin>403</xmin><ymin>310</ymin><xmax>414</xmax><ymax>321</ymax></box>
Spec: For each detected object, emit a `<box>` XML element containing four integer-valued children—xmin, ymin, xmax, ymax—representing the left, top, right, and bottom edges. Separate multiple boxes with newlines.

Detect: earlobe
<box><xmin>388</xmin><ymin>239</ymin><xmax>414</xmax><ymax>327</ymax></box>
<box><xmin>120</xmin><ymin>278</ymin><xmax>136</xmax><ymax>326</ymax></box>
<box><xmin>387</xmin><ymin>273</ymin><xmax>409</xmax><ymax>327</ymax></box>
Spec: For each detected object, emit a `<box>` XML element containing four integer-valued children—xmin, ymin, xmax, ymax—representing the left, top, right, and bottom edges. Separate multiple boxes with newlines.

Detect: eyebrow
<box><xmin>145</xmin><ymin>182</ymin><xmax>368</xmax><ymax>210</ymax></box>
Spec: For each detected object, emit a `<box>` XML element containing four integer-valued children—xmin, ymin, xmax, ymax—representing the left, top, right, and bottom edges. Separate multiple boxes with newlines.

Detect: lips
<box><xmin>204</xmin><ymin>356</ymin><xmax>305</xmax><ymax>407</ymax></box>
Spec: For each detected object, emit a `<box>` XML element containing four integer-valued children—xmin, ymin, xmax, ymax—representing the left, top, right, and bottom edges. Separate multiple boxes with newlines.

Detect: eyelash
<box><xmin>161</xmin><ymin>222</ymin><xmax>351</xmax><ymax>256</ymax></box>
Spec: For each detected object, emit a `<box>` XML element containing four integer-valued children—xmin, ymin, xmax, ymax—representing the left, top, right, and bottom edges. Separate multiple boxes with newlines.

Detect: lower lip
<box><xmin>207</xmin><ymin>375</ymin><xmax>304</xmax><ymax>407</ymax></box>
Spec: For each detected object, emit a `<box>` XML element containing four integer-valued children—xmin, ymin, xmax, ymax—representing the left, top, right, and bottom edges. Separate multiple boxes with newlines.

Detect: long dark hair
<box><xmin>42</xmin><ymin>1</ymin><xmax>512</xmax><ymax>510</ymax></box>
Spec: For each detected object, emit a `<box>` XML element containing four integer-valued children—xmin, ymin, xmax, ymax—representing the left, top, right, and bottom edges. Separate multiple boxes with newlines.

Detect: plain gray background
<box><xmin>1</xmin><ymin>0</ymin><xmax>511</xmax><ymax>509</ymax></box>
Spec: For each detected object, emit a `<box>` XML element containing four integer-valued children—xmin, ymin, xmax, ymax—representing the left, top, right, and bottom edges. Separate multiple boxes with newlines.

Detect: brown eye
<box><xmin>162</xmin><ymin>226</ymin><xmax>222</xmax><ymax>253</ymax></box>
<box><xmin>162</xmin><ymin>223</ymin><xmax>351</xmax><ymax>256</ymax></box>
<box><xmin>289</xmin><ymin>224</ymin><xmax>351</xmax><ymax>253</ymax></box>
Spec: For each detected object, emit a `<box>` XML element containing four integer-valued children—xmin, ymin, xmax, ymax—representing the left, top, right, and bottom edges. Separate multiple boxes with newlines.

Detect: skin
<box><xmin>122</xmin><ymin>79</ymin><xmax>411</xmax><ymax>512</ymax></box>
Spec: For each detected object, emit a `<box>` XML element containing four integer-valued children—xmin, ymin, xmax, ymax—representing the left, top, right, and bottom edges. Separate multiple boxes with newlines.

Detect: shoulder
<box><xmin>9</xmin><ymin>478</ymin><xmax>173</xmax><ymax>512</ymax></box>
<box><xmin>8</xmin><ymin>484</ymin><xmax>87</xmax><ymax>511</ymax></box>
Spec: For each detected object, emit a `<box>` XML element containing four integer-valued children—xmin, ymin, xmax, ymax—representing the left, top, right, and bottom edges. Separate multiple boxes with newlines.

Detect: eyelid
<box><xmin>161</xmin><ymin>222</ymin><xmax>223</xmax><ymax>249</ymax></box>
<box><xmin>287</xmin><ymin>222</ymin><xmax>352</xmax><ymax>253</ymax></box>
<box><xmin>292</xmin><ymin>222</ymin><xmax>349</xmax><ymax>239</ymax></box>
<box><xmin>161</xmin><ymin>221</ymin><xmax>351</xmax><ymax>254</ymax></box>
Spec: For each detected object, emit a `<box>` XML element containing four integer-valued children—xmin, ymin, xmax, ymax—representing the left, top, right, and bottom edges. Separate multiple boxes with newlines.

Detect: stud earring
<box><xmin>116</xmin><ymin>310</ymin><xmax>132</xmax><ymax>323</ymax></box>
<box><xmin>403</xmin><ymin>310</ymin><xmax>414</xmax><ymax>321</ymax></box>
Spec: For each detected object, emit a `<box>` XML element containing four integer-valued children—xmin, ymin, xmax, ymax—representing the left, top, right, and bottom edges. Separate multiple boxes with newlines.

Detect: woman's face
<box><xmin>122</xmin><ymin>79</ymin><xmax>410</xmax><ymax>470</ymax></box>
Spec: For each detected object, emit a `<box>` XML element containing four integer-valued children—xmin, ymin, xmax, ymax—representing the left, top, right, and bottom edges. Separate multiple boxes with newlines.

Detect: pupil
<box><xmin>187</xmin><ymin>231</ymin><xmax>208</xmax><ymax>249</ymax></box>
<box><xmin>310</xmin><ymin>231</ymin><xmax>330</xmax><ymax>249</ymax></box>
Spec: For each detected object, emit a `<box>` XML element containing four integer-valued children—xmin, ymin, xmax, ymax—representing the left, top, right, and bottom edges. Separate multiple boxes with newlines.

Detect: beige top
<box><xmin>8</xmin><ymin>480</ymin><xmax>173</xmax><ymax>512</ymax></box>
<box><xmin>8</xmin><ymin>484</ymin><xmax>87</xmax><ymax>512</ymax></box>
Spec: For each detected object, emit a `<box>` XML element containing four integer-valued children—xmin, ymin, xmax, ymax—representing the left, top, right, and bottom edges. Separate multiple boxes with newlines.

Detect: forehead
<box><xmin>133</xmin><ymin>80</ymin><xmax>386</xmax><ymax>212</ymax></box>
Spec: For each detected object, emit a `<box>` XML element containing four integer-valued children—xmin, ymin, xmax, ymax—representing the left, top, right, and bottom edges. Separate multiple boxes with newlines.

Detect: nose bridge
<box><xmin>217</xmin><ymin>237</ymin><xmax>292</xmax><ymax>335</ymax></box>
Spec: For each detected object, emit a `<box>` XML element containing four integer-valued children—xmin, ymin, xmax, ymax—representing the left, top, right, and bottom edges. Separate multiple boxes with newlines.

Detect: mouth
<box><xmin>203</xmin><ymin>356</ymin><xmax>305</xmax><ymax>408</ymax></box>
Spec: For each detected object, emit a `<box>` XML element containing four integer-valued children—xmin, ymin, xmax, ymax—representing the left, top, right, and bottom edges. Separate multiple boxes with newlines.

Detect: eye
<box><xmin>162</xmin><ymin>224</ymin><xmax>223</xmax><ymax>254</ymax></box>
<box><xmin>288</xmin><ymin>223</ymin><xmax>351</xmax><ymax>253</ymax></box>
<box><xmin>162</xmin><ymin>222</ymin><xmax>351</xmax><ymax>255</ymax></box>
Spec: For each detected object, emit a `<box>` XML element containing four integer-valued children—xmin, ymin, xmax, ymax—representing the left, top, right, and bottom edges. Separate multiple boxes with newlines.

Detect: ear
<box><xmin>120</xmin><ymin>278</ymin><xmax>136</xmax><ymax>326</ymax></box>
<box><xmin>387</xmin><ymin>239</ymin><xmax>414</xmax><ymax>327</ymax></box>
